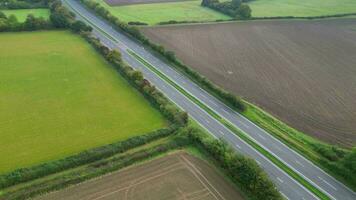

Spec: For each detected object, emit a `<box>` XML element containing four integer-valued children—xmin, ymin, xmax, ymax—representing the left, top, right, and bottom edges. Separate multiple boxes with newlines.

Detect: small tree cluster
<box><xmin>49</xmin><ymin>0</ymin><xmax>92</xmax><ymax>32</ymax></box>
<box><xmin>201</xmin><ymin>0</ymin><xmax>251</xmax><ymax>19</ymax></box>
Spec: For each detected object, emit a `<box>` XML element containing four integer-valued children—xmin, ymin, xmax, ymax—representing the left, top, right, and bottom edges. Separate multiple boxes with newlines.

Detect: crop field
<box><xmin>248</xmin><ymin>0</ymin><xmax>356</xmax><ymax>17</ymax></box>
<box><xmin>94</xmin><ymin>0</ymin><xmax>231</xmax><ymax>25</ymax></box>
<box><xmin>37</xmin><ymin>152</ymin><xmax>244</xmax><ymax>200</ymax></box>
<box><xmin>142</xmin><ymin>19</ymin><xmax>356</xmax><ymax>147</ymax></box>
<box><xmin>1</xmin><ymin>9</ymin><xmax>50</xmax><ymax>22</ymax></box>
<box><xmin>0</xmin><ymin>31</ymin><xmax>165</xmax><ymax>174</ymax></box>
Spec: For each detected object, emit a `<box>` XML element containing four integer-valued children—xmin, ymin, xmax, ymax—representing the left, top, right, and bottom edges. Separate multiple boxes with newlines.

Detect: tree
<box><xmin>50</xmin><ymin>5</ymin><xmax>74</xmax><ymax>28</ymax></box>
<box><xmin>0</xmin><ymin>18</ymin><xmax>8</xmax><ymax>31</ymax></box>
<box><xmin>236</xmin><ymin>4</ymin><xmax>251</xmax><ymax>19</ymax></box>
<box><xmin>0</xmin><ymin>11</ymin><xmax>6</xmax><ymax>19</ymax></box>
<box><xmin>106</xmin><ymin>50</ymin><xmax>122</xmax><ymax>63</ymax></box>
<box><xmin>70</xmin><ymin>20</ymin><xmax>92</xmax><ymax>32</ymax></box>
<box><xmin>231</xmin><ymin>0</ymin><xmax>241</xmax><ymax>8</ymax></box>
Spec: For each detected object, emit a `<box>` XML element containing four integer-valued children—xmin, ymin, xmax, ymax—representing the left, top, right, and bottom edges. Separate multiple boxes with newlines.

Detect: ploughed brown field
<box><xmin>105</xmin><ymin>0</ymin><xmax>188</xmax><ymax>6</ymax></box>
<box><xmin>37</xmin><ymin>152</ymin><xmax>244</xmax><ymax>200</ymax></box>
<box><xmin>142</xmin><ymin>19</ymin><xmax>356</xmax><ymax>147</ymax></box>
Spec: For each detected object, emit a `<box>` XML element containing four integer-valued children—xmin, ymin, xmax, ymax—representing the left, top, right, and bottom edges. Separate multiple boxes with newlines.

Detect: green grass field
<box><xmin>95</xmin><ymin>0</ymin><xmax>231</xmax><ymax>25</ymax></box>
<box><xmin>1</xmin><ymin>9</ymin><xmax>50</xmax><ymax>22</ymax></box>
<box><xmin>248</xmin><ymin>0</ymin><xmax>356</xmax><ymax>17</ymax></box>
<box><xmin>0</xmin><ymin>31</ymin><xmax>166</xmax><ymax>174</ymax></box>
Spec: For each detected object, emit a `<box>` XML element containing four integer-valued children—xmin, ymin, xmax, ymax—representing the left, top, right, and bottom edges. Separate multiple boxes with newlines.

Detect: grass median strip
<box><xmin>128</xmin><ymin>50</ymin><xmax>331</xmax><ymax>200</ymax></box>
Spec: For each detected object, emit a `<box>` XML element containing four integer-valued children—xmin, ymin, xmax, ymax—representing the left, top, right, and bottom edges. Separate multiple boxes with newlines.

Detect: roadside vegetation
<box><xmin>93</xmin><ymin>0</ymin><xmax>231</xmax><ymax>25</ymax></box>
<box><xmin>248</xmin><ymin>0</ymin><xmax>356</xmax><ymax>18</ymax></box>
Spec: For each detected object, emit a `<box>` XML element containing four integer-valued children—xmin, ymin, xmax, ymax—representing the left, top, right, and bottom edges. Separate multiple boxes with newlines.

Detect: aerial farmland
<box><xmin>1</xmin><ymin>0</ymin><xmax>356</xmax><ymax>199</ymax></box>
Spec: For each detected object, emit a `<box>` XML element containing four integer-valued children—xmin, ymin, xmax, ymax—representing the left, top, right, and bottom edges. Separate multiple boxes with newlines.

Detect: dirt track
<box><xmin>37</xmin><ymin>152</ymin><xmax>244</xmax><ymax>200</ymax></box>
<box><xmin>142</xmin><ymin>19</ymin><xmax>356</xmax><ymax>147</ymax></box>
<box><xmin>105</xmin><ymin>0</ymin><xmax>189</xmax><ymax>6</ymax></box>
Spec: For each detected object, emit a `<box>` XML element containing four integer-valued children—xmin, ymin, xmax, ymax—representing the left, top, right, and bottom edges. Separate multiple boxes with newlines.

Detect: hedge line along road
<box><xmin>63</xmin><ymin>1</ymin><xmax>356</xmax><ymax>199</ymax></box>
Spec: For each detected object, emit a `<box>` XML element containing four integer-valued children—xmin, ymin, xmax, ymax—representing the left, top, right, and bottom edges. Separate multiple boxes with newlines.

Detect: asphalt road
<box><xmin>64</xmin><ymin>1</ymin><xmax>356</xmax><ymax>199</ymax></box>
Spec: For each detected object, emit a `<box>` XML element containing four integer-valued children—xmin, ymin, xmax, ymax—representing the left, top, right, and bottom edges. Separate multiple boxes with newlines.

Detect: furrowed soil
<box><xmin>142</xmin><ymin>19</ymin><xmax>356</xmax><ymax>147</ymax></box>
<box><xmin>36</xmin><ymin>152</ymin><xmax>244</xmax><ymax>200</ymax></box>
<box><xmin>105</xmin><ymin>0</ymin><xmax>189</xmax><ymax>6</ymax></box>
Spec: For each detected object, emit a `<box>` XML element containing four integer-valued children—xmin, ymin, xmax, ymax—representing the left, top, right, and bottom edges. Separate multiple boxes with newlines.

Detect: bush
<box><xmin>128</xmin><ymin>21</ymin><xmax>148</xmax><ymax>26</ymax></box>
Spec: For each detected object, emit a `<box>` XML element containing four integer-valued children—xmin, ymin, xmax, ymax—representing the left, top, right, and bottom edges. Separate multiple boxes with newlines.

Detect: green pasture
<box><xmin>248</xmin><ymin>0</ymin><xmax>356</xmax><ymax>17</ymax></box>
<box><xmin>0</xmin><ymin>31</ymin><xmax>166</xmax><ymax>174</ymax></box>
<box><xmin>1</xmin><ymin>8</ymin><xmax>50</xmax><ymax>22</ymax></box>
<box><xmin>95</xmin><ymin>0</ymin><xmax>231</xmax><ymax>25</ymax></box>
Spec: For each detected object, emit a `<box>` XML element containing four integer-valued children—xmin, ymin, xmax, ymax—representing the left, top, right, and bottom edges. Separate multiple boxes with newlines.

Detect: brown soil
<box><xmin>36</xmin><ymin>152</ymin><xmax>244</xmax><ymax>200</ymax></box>
<box><xmin>105</xmin><ymin>0</ymin><xmax>189</xmax><ymax>6</ymax></box>
<box><xmin>142</xmin><ymin>19</ymin><xmax>356</xmax><ymax>147</ymax></box>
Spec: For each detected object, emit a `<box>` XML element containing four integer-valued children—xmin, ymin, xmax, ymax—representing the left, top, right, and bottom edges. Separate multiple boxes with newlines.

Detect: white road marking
<box><xmin>209</xmin><ymin>100</ymin><xmax>218</xmax><ymax>106</ymax></box>
<box><xmin>277</xmin><ymin>177</ymin><xmax>284</xmax><ymax>183</ymax></box>
<box><xmin>222</xmin><ymin>110</ymin><xmax>230</xmax><ymax>115</ymax></box>
<box><xmin>235</xmin><ymin>144</ymin><xmax>241</xmax><ymax>149</ymax></box>
<box><xmin>219</xmin><ymin>131</ymin><xmax>225</xmax><ymax>135</ymax></box>
<box><xmin>318</xmin><ymin>177</ymin><xmax>337</xmax><ymax>191</ymax></box>
<box><xmin>258</xmin><ymin>134</ymin><xmax>266</xmax><ymax>140</ymax></box>
<box><xmin>280</xmin><ymin>191</ymin><xmax>289</xmax><ymax>200</ymax></box>
<box><xmin>240</xmin><ymin>121</ymin><xmax>250</xmax><ymax>129</ymax></box>
<box><xmin>275</xmin><ymin>146</ymin><xmax>282</xmax><ymax>151</ymax></box>
<box><xmin>295</xmin><ymin>160</ymin><xmax>305</xmax><ymax>168</ymax></box>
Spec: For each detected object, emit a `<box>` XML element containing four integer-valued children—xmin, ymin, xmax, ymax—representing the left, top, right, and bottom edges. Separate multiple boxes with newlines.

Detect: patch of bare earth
<box><xmin>36</xmin><ymin>152</ymin><xmax>244</xmax><ymax>200</ymax></box>
<box><xmin>142</xmin><ymin>19</ymin><xmax>356</xmax><ymax>147</ymax></box>
<box><xmin>105</xmin><ymin>0</ymin><xmax>189</xmax><ymax>6</ymax></box>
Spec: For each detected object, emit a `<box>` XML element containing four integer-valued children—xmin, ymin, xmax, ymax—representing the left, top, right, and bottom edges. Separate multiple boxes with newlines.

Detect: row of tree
<box><xmin>201</xmin><ymin>0</ymin><xmax>252</xmax><ymax>19</ymax></box>
<box><xmin>0</xmin><ymin>12</ymin><xmax>50</xmax><ymax>31</ymax></box>
<box><xmin>0</xmin><ymin>0</ymin><xmax>49</xmax><ymax>9</ymax></box>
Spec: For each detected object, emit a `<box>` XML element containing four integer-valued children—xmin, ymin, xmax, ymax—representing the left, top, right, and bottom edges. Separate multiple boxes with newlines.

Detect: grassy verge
<box><xmin>128</xmin><ymin>50</ymin><xmax>330</xmax><ymax>200</ymax></box>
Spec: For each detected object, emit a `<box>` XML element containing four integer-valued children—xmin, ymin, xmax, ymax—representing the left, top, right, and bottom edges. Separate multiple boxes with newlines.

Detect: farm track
<box><xmin>63</xmin><ymin>1</ymin><xmax>356</xmax><ymax>199</ymax></box>
<box><xmin>142</xmin><ymin>20</ymin><xmax>356</xmax><ymax>147</ymax></box>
